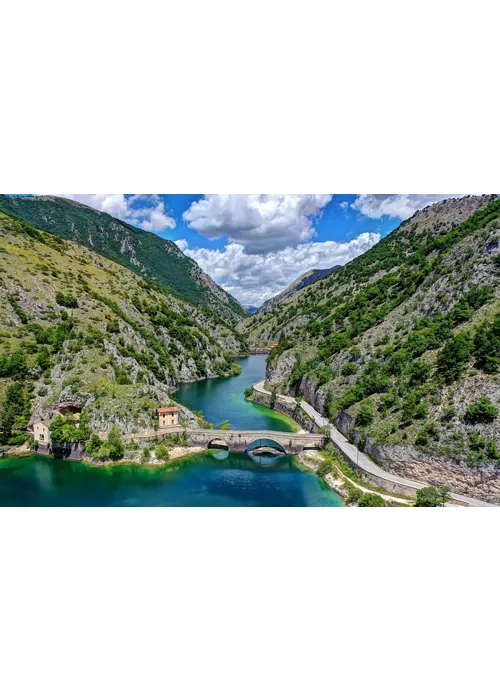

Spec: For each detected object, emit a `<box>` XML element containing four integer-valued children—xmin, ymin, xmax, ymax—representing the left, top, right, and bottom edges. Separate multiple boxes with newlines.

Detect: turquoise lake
<box><xmin>0</xmin><ymin>355</ymin><xmax>343</xmax><ymax>507</ymax></box>
<box><xmin>174</xmin><ymin>353</ymin><xmax>297</xmax><ymax>432</ymax></box>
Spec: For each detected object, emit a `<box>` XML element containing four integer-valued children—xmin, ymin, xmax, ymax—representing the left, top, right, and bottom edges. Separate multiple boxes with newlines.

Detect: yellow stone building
<box><xmin>157</xmin><ymin>407</ymin><xmax>179</xmax><ymax>427</ymax></box>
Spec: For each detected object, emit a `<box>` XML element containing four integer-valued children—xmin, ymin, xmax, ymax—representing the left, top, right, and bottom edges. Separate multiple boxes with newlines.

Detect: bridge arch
<box><xmin>245</xmin><ymin>437</ymin><xmax>286</xmax><ymax>454</ymax></box>
<box><xmin>208</xmin><ymin>438</ymin><xmax>229</xmax><ymax>450</ymax></box>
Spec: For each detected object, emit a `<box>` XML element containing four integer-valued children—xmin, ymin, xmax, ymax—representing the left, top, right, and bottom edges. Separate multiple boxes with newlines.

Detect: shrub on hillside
<box><xmin>358</xmin><ymin>493</ymin><xmax>385</xmax><ymax>507</ymax></box>
<box><xmin>155</xmin><ymin>444</ymin><xmax>169</xmax><ymax>460</ymax></box>
<box><xmin>464</xmin><ymin>398</ymin><xmax>499</xmax><ymax>424</ymax></box>
<box><xmin>356</xmin><ymin>400</ymin><xmax>374</xmax><ymax>427</ymax></box>
<box><xmin>474</xmin><ymin>315</ymin><xmax>500</xmax><ymax>373</ymax></box>
<box><xmin>55</xmin><ymin>292</ymin><xmax>78</xmax><ymax>308</ymax></box>
<box><xmin>341</xmin><ymin>362</ymin><xmax>358</xmax><ymax>377</ymax></box>
<box><xmin>437</xmin><ymin>332</ymin><xmax>473</xmax><ymax>383</ymax></box>
<box><xmin>415</xmin><ymin>486</ymin><xmax>451</xmax><ymax>507</ymax></box>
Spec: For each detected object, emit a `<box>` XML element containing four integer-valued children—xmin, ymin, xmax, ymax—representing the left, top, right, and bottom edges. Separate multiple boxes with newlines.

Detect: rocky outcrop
<box><xmin>364</xmin><ymin>441</ymin><xmax>500</xmax><ymax>504</ymax></box>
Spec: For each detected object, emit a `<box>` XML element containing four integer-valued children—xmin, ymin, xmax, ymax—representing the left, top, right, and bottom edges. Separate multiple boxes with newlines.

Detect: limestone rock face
<box><xmin>365</xmin><ymin>441</ymin><xmax>500</xmax><ymax>504</ymax></box>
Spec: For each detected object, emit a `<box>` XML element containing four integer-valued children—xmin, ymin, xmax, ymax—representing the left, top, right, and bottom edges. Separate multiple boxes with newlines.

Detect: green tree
<box><xmin>48</xmin><ymin>414</ymin><xmax>66</xmax><ymax>443</ymax></box>
<box><xmin>436</xmin><ymin>332</ymin><xmax>472</xmax><ymax>383</ymax></box>
<box><xmin>73</xmin><ymin>415</ymin><xmax>91</xmax><ymax>442</ymax></box>
<box><xmin>0</xmin><ymin>350</ymin><xmax>28</xmax><ymax>381</ymax></box>
<box><xmin>486</xmin><ymin>441</ymin><xmax>500</xmax><ymax>460</ymax></box>
<box><xmin>464</xmin><ymin>397</ymin><xmax>498</xmax><ymax>424</ymax></box>
<box><xmin>55</xmin><ymin>291</ymin><xmax>78</xmax><ymax>308</ymax></box>
<box><xmin>115</xmin><ymin>367</ymin><xmax>131</xmax><ymax>385</ymax></box>
<box><xmin>107</xmin><ymin>426</ymin><xmax>125</xmax><ymax>460</ymax></box>
<box><xmin>36</xmin><ymin>346</ymin><xmax>51</xmax><ymax>373</ymax></box>
<box><xmin>317</xmin><ymin>461</ymin><xmax>333</xmax><ymax>478</ymax></box>
<box><xmin>358</xmin><ymin>493</ymin><xmax>385</xmax><ymax>507</ymax></box>
<box><xmin>474</xmin><ymin>315</ymin><xmax>500</xmax><ymax>373</ymax></box>
<box><xmin>270</xmin><ymin>386</ymin><xmax>277</xmax><ymax>409</ymax></box>
<box><xmin>356</xmin><ymin>400</ymin><xmax>374</xmax><ymax>427</ymax></box>
<box><xmin>408</xmin><ymin>360</ymin><xmax>431</xmax><ymax>386</ymax></box>
<box><xmin>155</xmin><ymin>444</ymin><xmax>169</xmax><ymax>460</ymax></box>
<box><xmin>415</xmin><ymin>486</ymin><xmax>451</xmax><ymax>507</ymax></box>
<box><xmin>219</xmin><ymin>420</ymin><xmax>231</xmax><ymax>430</ymax></box>
<box><xmin>244</xmin><ymin>387</ymin><xmax>253</xmax><ymax>399</ymax></box>
<box><xmin>87</xmin><ymin>433</ymin><xmax>102</xmax><ymax>455</ymax></box>
<box><xmin>0</xmin><ymin>382</ymin><xmax>31</xmax><ymax>443</ymax></box>
<box><xmin>341</xmin><ymin>362</ymin><xmax>358</xmax><ymax>377</ymax></box>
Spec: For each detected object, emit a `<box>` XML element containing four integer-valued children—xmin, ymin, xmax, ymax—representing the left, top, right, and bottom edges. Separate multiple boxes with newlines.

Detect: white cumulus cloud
<box><xmin>40</xmin><ymin>194</ymin><xmax>176</xmax><ymax>233</ymax></box>
<box><xmin>182</xmin><ymin>194</ymin><xmax>333</xmax><ymax>253</ymax></box>
<box><xmin>179</xmin><ymin>232</ymin><xmax>380</xmax><ymax>306</ymax></box>
<box><xmin>351</xmin><ymin>194</ymin><xmax>470</xmax><ymax>220</ymax></box>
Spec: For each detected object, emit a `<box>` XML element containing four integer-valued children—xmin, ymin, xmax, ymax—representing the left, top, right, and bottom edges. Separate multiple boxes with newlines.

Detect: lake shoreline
<box><xmin>0</xmin><ymin>445</ymin><xmax>205</xmax><ymax>471</ymax></box>
<box><xmin>0</xmin><ymin>354</ymin><xmax>343</xmax><ymax>506</ymax></box>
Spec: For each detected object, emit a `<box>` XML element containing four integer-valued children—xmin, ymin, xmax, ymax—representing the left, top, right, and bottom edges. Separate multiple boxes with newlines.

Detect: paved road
<box><xmin>253</xmin><ymin>380</ymin><xmax>495</xmax><ymax>507</ymax></box>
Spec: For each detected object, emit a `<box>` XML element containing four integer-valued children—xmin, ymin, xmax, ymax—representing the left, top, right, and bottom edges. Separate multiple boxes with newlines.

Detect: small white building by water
<box><xmin>33</xmin><ymin>420</ymin><xmax>52</xmax><ymax>444</ymax></box>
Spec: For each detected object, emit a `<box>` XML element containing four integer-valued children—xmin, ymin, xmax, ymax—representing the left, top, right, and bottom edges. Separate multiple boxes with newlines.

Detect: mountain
<box><xmin>244</xmin><ymin>305</ymin><xmax>260</xmax><ymax>315</ymax></box>
<box><xmin>258</xmin><ymin>266</ymin><xmax>341</xmax><ymax>313</ymax></box>
<box><xmin>240</xmin><ymin>195</ymin><xmax>500</xmax><ymax>501</ymax></box>
<box><xmin>0</xmin><ymin>195</ymin><xmax>246</xmax><ymax>325</ymax></box>
<box><xmin>0</xmin><ymin>211</ymin><xmax>247</xmax><ymax>443</ymax></box>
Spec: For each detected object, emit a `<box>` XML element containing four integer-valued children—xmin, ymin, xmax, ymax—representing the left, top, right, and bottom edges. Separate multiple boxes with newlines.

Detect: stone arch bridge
<box><xmin>150</xmin><ymin>428</ymin><xmax>325</xmax><ymax>455</ymax></box>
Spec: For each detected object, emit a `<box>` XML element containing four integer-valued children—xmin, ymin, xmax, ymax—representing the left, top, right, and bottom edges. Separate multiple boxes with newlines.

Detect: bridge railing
<box><xmin>126</xmin><ymin>426</ymin><xmax>325</xmax><ymax>441</ymax></box>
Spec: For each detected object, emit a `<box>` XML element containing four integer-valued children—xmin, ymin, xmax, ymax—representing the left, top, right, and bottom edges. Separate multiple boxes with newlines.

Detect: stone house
<box><xmin>33</xmin><ymin>420</ymin><xmax>52</xmax><ymax>444</ymax></box>
<box><xmin>157</xmin><ymin>407</ymin><xmax>179</xmax><ymax>427</ymax></box>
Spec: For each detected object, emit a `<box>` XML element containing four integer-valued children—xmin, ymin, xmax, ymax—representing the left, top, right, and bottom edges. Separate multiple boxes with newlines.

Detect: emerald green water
<box><xmin>0</xmin><ymin>355</ymin><xmax>343</xmax><ymax>506</ymax></box>
<box><xmin>174</xmin><ymin>354</ymin><xmax>297</xmax><ymax>432</ymax></box>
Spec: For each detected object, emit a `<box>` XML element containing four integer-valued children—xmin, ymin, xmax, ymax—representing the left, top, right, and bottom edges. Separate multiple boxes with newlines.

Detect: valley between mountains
<box><xmin>1</xmin><ymin>194</ymin><xmax>499</xmax><ymax>501</ymax></box>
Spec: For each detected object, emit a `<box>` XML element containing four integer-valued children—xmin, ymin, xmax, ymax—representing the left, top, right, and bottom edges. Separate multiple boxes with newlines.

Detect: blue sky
<box><xmin>31</xmin><ymin>194</ymin><xmax>465</xmax><ymax>306</ymax></box>
<box><xmin>138</xmin><ymin>194</ymin><xmax>400</xmax><ymax>249</ymax></box>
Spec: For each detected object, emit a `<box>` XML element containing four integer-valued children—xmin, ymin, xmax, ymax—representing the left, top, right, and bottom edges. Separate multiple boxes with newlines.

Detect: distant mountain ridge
<box><xmin>0</xmin><ymin>195</ymin><xmax>246</xmax><ymax>325</ymax></box>
<box><xmin>259</xmin><ymin>266</ymin><xmax>341</xmax><ymax>313</ymax></box>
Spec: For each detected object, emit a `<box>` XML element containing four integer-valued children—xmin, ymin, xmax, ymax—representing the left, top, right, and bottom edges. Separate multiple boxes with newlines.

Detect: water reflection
<box><xmin>246</xmin><ymin>451</ymin><xmax>285</xmax><ymax>468</ymax></box>
<box><xmin>211</xmin><ymin>449</ymin><xmax>230</xmax><ymax>461</ymax></box>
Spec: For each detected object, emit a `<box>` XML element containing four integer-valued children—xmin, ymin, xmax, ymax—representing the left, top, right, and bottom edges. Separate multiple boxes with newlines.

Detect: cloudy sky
<box><xmin>45</xmin><ymin>194</ymin><xmax>467</xmax><ymax>306</ymax></box>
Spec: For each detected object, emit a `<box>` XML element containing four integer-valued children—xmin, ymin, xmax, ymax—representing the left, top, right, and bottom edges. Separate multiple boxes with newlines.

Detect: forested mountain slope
<box><xmin>0</xmin><ymin>212</ymin><xmax>247</xmax><ymax>442</ymax></box>
<box><xmin>258</xmin><ymin>265</ymin><xmax>341</xmax><ymax>313</ymax></box>
<box><xmin>241</xmin><ymin>195</ymin><xmax>500</xmax><ymax>500</ymax></box>
<box><xmin>0</xmin><ymin>195</ymin><xmax>246</xmax><ymax>325</ymax></box>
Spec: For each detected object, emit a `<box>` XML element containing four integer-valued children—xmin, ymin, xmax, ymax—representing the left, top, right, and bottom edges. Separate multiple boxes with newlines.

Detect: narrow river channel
<box><xmin>0</xmin><ymin>355</ymin><xmax>343</xmax><ymax>507</ymax></box>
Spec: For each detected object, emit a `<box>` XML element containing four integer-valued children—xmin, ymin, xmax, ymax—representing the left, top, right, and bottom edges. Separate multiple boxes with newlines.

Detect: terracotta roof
<box><xmin>157</xmin><ymin>407</ymin><xmax>179</xmax><ymax>414</ymax></box>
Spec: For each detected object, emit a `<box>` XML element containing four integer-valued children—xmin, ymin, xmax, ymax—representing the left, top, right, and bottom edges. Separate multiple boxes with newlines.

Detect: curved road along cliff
<box><xmin>253</xmin><ymin>380</ymin><xmax>495</xmax><ymax>507</ymax></box>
